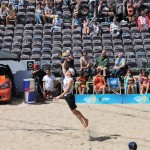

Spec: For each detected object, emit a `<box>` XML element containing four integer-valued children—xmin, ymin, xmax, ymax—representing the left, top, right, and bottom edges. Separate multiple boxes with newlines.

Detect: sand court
<box><xmin>0</xmin><ymin>98</ymin><xmax>150</xmax><ymax>150</ymax></box>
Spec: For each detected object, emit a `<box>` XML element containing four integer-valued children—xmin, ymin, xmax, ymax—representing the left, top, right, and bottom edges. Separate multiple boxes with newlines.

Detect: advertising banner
<box><xmin>75</xmin><ymin>94</ymin><xmax>122</xmax><ymax>104</ymax></box>
<box><xmin>75</xmin><ymin>94</ymin><xmax>150</xmax><ymax>104</ymax></box>
<box><xmin>123</xmin><ymin>94</ymin><xmax>150</xmax><ymax>104</ymax></box>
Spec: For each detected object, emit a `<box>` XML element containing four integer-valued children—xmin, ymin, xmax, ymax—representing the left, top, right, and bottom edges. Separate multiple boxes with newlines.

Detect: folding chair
<box><xmin>107</xmin><ymin>78</ymin><xmax>121</xmax><ymax>94</ymax></box>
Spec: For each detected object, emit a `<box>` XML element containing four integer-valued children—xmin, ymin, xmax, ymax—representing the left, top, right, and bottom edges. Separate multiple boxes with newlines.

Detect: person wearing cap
<box><xmin>128</xmin><ymin>141</ymin><xmax>137</xmax><ymax>150</ymax></box>
<box><xmin>42</xmin><ymin>68</ymin><xmax>56</xmax><ymax>100</ymax></box>
<box><xmin>54</xmin><ymin>59</ymin><xmax>88</xmax><ymax>129</ymax></box>
<box><xmin>32</xmin><ymin>64</ymin><xmax>46</xmax><ymax>96</ymax></box>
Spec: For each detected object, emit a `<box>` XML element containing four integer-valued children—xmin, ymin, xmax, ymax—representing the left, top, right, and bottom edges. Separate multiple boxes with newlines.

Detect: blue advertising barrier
<box><xmin>75</xmin><ymin>94</ymin><xmax>150</xmax><ymax>104</ymax></box>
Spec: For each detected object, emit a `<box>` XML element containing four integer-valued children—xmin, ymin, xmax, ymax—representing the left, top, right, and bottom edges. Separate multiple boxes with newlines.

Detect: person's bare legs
<box><xmin>78</xmin><ymin>87</ymin><xmax>82</xmax><ymax>94</ymax></box>
<box><xmin>94</xmin><ymin>86</ymin><xmax>98</xmax><ymax>94</ymax></box>
<box><xmin>81</xmin><ymin>87</ymin><xmax>86</xmax><ymax>94</ymax></box>
<box><xmin>145</xmin><ymin>83</ymin><xmax>149</xmax><ymax>94</ymax></box>
<box><xmin>72</xmin><ymin>109</ymin><xmax>88</xmax><ymax>128</ymax></box>
<box><xmin>131</xmin><ymin>85</ymin><xmax>134</xmax><ymax>94</ymax></box>
<box><xmin>102</xmin><ymin>87</ymin><xmax>106</xmax><ymax>94</ymax></box>
<box><xmin>140</xmin><ymin>86</ymin><xmax>144</xmax><ymax>94</ymax></box>
<box><xmin>6</xmin><ymin>16</ymin><xmax>10</xmax><ymax>25</ymax></box>
<box><xmin>127</xmin><ymin>85</ymin><xmax>131</xmax><ymax>94</ymax></box>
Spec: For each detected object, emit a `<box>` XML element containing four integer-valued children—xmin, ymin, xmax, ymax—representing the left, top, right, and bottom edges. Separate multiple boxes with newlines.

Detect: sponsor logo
<box><xmin>134</xmin><ymin>95</ymin><xmax>148</xmax><ymax>103</ymax></box>
<box><xmin>84</xmin><ymin>95</ymin><xmax>96</xmax><ymax>104</ymax></box>
<box><xmin>98</xmin><ymin>97</ymin><xmax>110</xmax><ymax>101</ymax></box>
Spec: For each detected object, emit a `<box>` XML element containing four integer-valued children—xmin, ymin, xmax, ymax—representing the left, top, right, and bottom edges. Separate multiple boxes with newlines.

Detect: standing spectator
<box><xmin>0</xmin><ymin>4</ymin><xmax>7</xmax><ymax>24</ymax></box>
<box><xmin>35</xmin><ymin>2</ymin><xmax>43</xmax><ymax>24</ymax></box>
<box><xmin>32</xmin><ymin>64</ymin><xmax>46</xmax><ymax>96</ymax></box>
<box><xmin>95</xmin><ymin>50</ymin><xmax>109</xmax><ymax>77</ymax></box>
<box><xmin>139</xmin><ymin>70</ymin><xmax>149</xmax><ymax>94</ymax></box>
<box><xmin>6</xmin><ymin>4</ymin><xmax>17</xmax><ymax>26</ymax></box>
<box><xmin>80</xmin><ymin>52</ymin><xmax>92</xmax><ymax>77</ymax></box>
<box><xmin>111</xmin><ymin>53</ymin><xmax>126</xmax><ymax>78</ymax></box>
<box><xmin>43</xmin><ymin>68</ymin><xmax>56</xmax><ymax>100</ymax></box>
<box><xmin>137</xmin><ymin>11</ymin><xmax>149</xmax><ymax>29</ymax></box>
<box><xmin>128</xmin><ymin>141</ymin><xmax>137</xmax><ymax>150</ymax></box>
<box><xmin>93</xmin><ymin>67</ymin><xmax>106</xmax><ymax>94</ymax></box>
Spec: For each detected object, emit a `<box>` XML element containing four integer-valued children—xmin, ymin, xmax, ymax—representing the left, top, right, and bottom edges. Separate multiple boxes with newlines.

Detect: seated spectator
<box><xmin>43</xmin><ymin>68</ymin><xmax>56</xmax><ymax>100</ymax></box>
<box><xmin>76</xmin><ymin>70</ymin><xmax>87</xmax><ymax>94</ymax></box>
<box><xmin>124</xmin><ymin>70</ymin><xmax>136</xmax><ymax>94</ymax></box>
<box><xmin>93</xmin><ymin>67</ymin><xmax>106</xmax><ymax>94</ymax></box>
<box><xmin>36</xmin><ymin>0</ymin><xmax>45</xmax><ymax>5</ymax></box>
<box><xmin>0</xmin><ymin>4</ymin><xmax>7</xmax><ymax>24</ymax></box>
<box><xmin>73</xmin><ymin>0</ymin><xmax>81</xmax><ymax>16</ymax></box>
<box><xmin>111</xmin><ymin>53</ymin><xmax>126</xmax><ymax>78</ymax></box>
<box><xmin>127</xmin><ymin>0</ymin><xmax>136</xmax><ymax>23</ymax></box>
<box><xmin>92</xmin><ymin>19</ymin><xmax>100</xmax><ymax>35</ymax></box>
<box><xmin>70</xmin><ymin>0</ymin><xmax>77</xmax><ymax>14</ymax></box>
<box><xmin>72</xmin><ymin>13</ymin><xmax>81</xmax><ymax>29</ymax></box>
<box><xmin>139</xmin><ymin>70</ymin><xmax>149</xmax><ymax>94</ymax></box>
<box><xmin>83</xmin><ymin>19</ymin><xmax>90</xmax><ymax>35</ymax></box>
<box><xmin>52</xmin><ymin>15</ymin><xmax>63</xmax><ymax>30</ymax></box>
<box><xmin>98</xmin><ymin>0</ymin><xmax>113</xmax><ymax>23</ymax></box>
<box><xmin>80</xmin><ymin>52</ymin><xmax>92</xmax><ymax>77</ymax></box>
<box><xmin>54</xmin><ymin>0</ymin><xmax>63</xmax><ymax>12</ymax></box>
<box><xmin>137</xmin><ymin>11</ymin><xmax>149</xmax><ymax>29</ymax></box>
<box><xmin>110</xmin><ymin>18</ymin><xmax>120</xmax><ymax>35</ymax></box>
<box><xmin>35</xmin><ymin>3</ymin><xmax>43</xmax><ymax>24</ymax></box>
<box><xmin>6</xmin><ymin>4</ymin><xmax>17</xmax><ymax>26</ymax></box>
<box><xmin>95</xmin><ymin>50</ymin><xmax>109</xmax><ymax>77</ymax></box>
<box><xmin>43</xmin><ymin>2</ymin><xmax>55</xmax><ymax>24</ymax></box>
<box><xmin>81</xmin><ymin>4</ymin><xmax>89</xmax><ymax>21</ymax></box>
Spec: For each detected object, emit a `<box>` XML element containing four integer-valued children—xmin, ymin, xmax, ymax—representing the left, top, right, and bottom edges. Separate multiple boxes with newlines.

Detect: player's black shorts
<box><xmin>65</xmin><ymin>94</ymin><xmax>77</xmax><ymax>110</ymax></box>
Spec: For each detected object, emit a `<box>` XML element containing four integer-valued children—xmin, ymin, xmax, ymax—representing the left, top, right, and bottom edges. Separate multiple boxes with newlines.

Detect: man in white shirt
<box><xmin>43</xmin><ymin>68</ymin><xmax>56</xmax><ymax>100</ymax></box>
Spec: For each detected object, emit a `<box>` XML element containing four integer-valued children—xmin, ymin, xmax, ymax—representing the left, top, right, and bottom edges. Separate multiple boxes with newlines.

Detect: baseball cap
<box><xmin>33</xmin><ymin>64</ymin><xmax>39</xmax><ymax>69</ymax></box>
<box><xmin>68</xmin><ymin>68</ymin><xmax>75</xmax><ymax>76</ymax></box>
<box><xmin>128</xmin><ymin>141</ymin><xmax>137</xmax><ymax>150</ymax></box>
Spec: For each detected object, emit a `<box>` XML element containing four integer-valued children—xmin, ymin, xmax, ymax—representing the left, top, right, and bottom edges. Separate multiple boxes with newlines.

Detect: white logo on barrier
<box><xmin>134</xmin><ymin>95</ymin><xmax>147</xmax><ymax>103</ymax></box>
<box><xmin>98</xmin><ymin>98</ymin><xmax>110</xmax><ymax>101</ymax></box>
<box><xmin>84</xmin><ymin>95</ymin><xmax>96</xmax><ymax>103</ymax></box>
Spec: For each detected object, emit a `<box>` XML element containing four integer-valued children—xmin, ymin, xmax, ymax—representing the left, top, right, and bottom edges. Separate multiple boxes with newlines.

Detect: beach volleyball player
<box><xmin>54</xmin><ymin>59</ymin><xmax>88</xmax><ymax>129</ymax></box>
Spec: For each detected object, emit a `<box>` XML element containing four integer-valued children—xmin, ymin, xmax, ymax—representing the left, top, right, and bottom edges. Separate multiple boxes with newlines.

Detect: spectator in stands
<box><xmin>139</xmin><ymin>70</ymin><xmax>149</xmax><ymax>94</ymax></box>
<box><xmin>128</xmin><ymin>141</ymin><xmax>137</xmax><ymax>150</ymax></box>
<box><xmin>76</xmin><ymin>70</ymin><xmax>87</xmax><ymax>94</ymax></box>
<box><xmin>32</xmin><ymin>64</ymin><xmax>46</xmax><ymax>96</ymax></box>
<box><xmin>73</xmin><ymin>0</ymin><xmax>81</xmax><ymax>17</ymax></box>
<box><xmin>35</xmin><ymin>2</ymin><xmax>43</xmax><ymax>24</ymax></box>
<box><xmin>98</xmin><ymin>0</ymin><xmax>112</xmax><ymax>23</ymax></box>
<box><xmin>83</xmin><ymin>19</ymin><xmax>90</xmax><ymax>35</ymax></box>
<box><xmin>54</xmin><ymin>0</ymin><xmax>63</xmax><ymax>12</ymax></box>
<box><xmin>135</xmin><ymin>0</ymin><xmax>149</xmax><ymax>18</ymax></box>
<box><xmin>72</xmin><ymin>13</ymin><xmax>81</xmax><ymax>29</ymax></box>
<box><xmin>52</xmin><ymin>15</ymin><xmax>63</xmax><ymax>30</ymax></box>
<box><xmin>124</xmin><ymin>70</ymin><xmax>136</xmax><ymax>94</ymax></box>
<box><xmin>92</xmin><ymin>19</ymin><xmax>100</xmax><ymax>35</ymax></box>
<box><xmin>93</xmin><ymin>67</ymin><xmax>106</xmax><ymax>94</ymax></box>
<box><xmin>81</xmin><ymin>4</ymin><xmax>89</xmax><ymax>21</ymax></box>
<box><xmin>111</xmin><ymin>53</ymin><xmax>126</xmax><ymax>78</ymax></box>
<box><xmin>126</xmin><ymin>0</ymin><xmax>136</xmax><ymax>23</ymax></box>
<box><xmin>6</xmin><ymin>4</ymin><xmax>17</xmax><ymax>26</ymax></box>
<box><xmin>80</xmin><ymin>52</ymin><xmax>92</xmax><ymax>77</ymax></box>
<box><xmin>95</xmin><ymin>50</ymin><xmax>109</xmax><ymax>77</ymax></box>
<box><xmin>137</xmin><ymin>11</ymin><xmax>149</xmax><ymax>29</ymax></box>
<box><xmin>110</xmin><ymin>18</ymin><xmax>120</xmax><ymax>35</ymax></box>
<box><xmin>43</xmin><ymin>2</ymin><xmax>55</xmax><ymax>24</ymax></box>
<box><xmin>70</xmin><ymin>0</ymin><xmax>76</xmax><ymax>14</ymax></box>
<box><xmin>36</xmin><ymin>0</ymin><xmax>45</xmax><ymax>5</ymax></box>
<box><xmin>43</xmin><ymin>68</ymin><xmax>56</xmax><ymax>100</ymax></box>
<box><xmin>0</xmin><ymin>4</ymin><xmax>7</xmax><ymax>24</ymax></box>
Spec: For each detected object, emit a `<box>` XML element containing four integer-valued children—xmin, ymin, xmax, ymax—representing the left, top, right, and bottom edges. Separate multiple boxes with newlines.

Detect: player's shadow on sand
<box><xmin>89</xmin><ymin>134</ymin><xmax>121</xmax><ymax>142</ymax></box>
